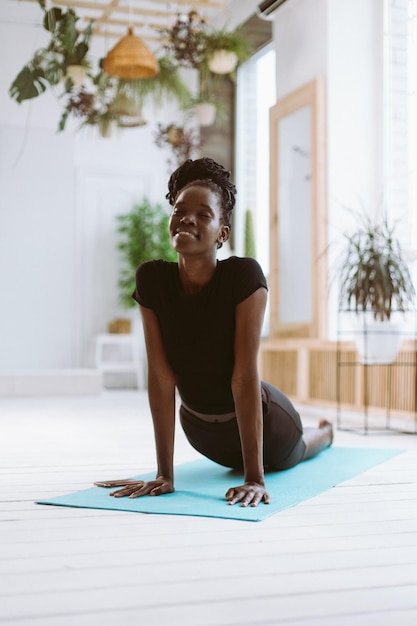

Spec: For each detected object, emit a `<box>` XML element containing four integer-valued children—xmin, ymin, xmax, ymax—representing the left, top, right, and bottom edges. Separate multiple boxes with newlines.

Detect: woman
<box><xmin>96</xmin><ymin>157</ymin><xmax>333</xmax><ymax>508</ymax></box>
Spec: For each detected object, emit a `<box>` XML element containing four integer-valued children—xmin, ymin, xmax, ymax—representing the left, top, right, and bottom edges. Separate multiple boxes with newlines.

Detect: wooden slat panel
<box><xmin>260</xmin><ymin>340</ymin><xmax>417</xmax><ymax>423</ymax></box>
<box><xmin>260</xmin><ymin>349</ymin><xmax>298</xmax><ymax>396</ymax></box>
<box><xmin>18</xmin><ymin>0</ymin><xmax>224</xmax><ymax>39</ymax></box>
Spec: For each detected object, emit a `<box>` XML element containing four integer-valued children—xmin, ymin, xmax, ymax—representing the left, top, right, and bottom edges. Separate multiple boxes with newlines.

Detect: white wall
<box><xmin>274</xmin><ymin>0</ymin><xmax>327</xmax><ymax>98</ymax></box>
<box><xmin>326</xmin><ymin>0</ymin><xmax>384</xmax><ymax>338</ymax></box>
<box><xmin>0</xmin><ymin>2</ymin><xmax>189</xmax><ymax>371</ymax></box>
<box><xmin>266</xmin><ymin>0</ymin><xmax>384</xmax><ymax>339</ymax></box>
<box><xmin>0</xmin><ymin>0</ymin><xmax>400</xmax><ymax>374</ymax></box>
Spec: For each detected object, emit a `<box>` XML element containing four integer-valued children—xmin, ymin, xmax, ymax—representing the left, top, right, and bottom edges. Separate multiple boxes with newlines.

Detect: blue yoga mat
<box><xmin>37</xmin><ymin>447</ymin><xmax>402</xmax><ymax>522</ymax></box>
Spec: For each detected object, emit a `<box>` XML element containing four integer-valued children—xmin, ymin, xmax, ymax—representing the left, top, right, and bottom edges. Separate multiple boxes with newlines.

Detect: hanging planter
<box><xmin>111</xmin><ymin>91</ymin><xmax>147</xmax><ymax>127</ymax></box>
<box><xmin>166</xmin><ymin>124</ymin><xmax>184</xmax><ymax>146</ymax></box>
<box><xmin>201</xmin><ymin>26</ymin><xmax>252</xmax><ymax>76</ymax></box>
<box><xmin>195</xmin><ymin>102</ymin><xmax>216</xmax><ymax>126</ymax></box>
<box><xmin>65</xmin><ymin>64</ymin><xmax>87</xmax><ymax>87</ymax></box>
<box><xmin>118</xmin><ymin>113</ymin><xmax>147</xmax><ymax>128</ymax></box>
<box><xmin>102</xmin><ymin>26</ymin><xmax>159</xmax><ymax>79</ymax></box>
<box><xmin>207</xmin><ymin>50</ymin><xmax>238</xmax><ymax>75</ymax></box>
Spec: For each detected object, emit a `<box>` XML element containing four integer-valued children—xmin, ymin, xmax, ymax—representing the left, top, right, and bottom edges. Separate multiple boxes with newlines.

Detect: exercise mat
<box><xmin>37</xmin><ymin>447</ymin><xmax>402</xmax><ymax>522</ymax></box>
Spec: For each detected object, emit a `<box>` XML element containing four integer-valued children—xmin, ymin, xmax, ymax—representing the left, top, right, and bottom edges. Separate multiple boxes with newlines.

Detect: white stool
<box><xmin>94</xmin><ymin>333</ymin><xmax>145</xmax><ymax>389</ymax></box>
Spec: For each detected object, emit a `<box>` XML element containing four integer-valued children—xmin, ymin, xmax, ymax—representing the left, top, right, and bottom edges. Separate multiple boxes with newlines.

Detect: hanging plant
<box><xmin>58</xmin><ymin>70</ymin><xmax>117</xmax><ymax>132</ymax></box>
<box><xmin>201</xmin><ymin>25</ymin><xmax>252</xmax><ymax>76</ymax></box>
<box><xmin>57</xmin><ymin>55</ymin><xmax>192</xmax><ymax>134</ymax></box>
<box><xmin>154</xmin><ymin>123</ymin><xmax>201</xmax><ymax>167</ymax></box>
<box><xmin>182</xmin><ymin>69</ymin><xmax>227</xmax><ymax>127</ymax></box>
<box><xmin>115</xmin><ymin>56</ymin><xmax>192</xmax><ymax>111</ymax></box>
<box><xmin>9</xmin><ymin>0</ymin><xmax>93</xmax><ymax>103</ymax></box>
<box><xmin>159</xmin><ymin>11</ymin><xmax>207</xmax><ymax>69</ymax></box>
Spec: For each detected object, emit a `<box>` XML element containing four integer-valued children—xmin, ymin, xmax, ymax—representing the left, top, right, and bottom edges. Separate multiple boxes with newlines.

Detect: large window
<box><xmin>384</xmin><ymin>0</ymin><xmax>417</xmax><ymax>252</ymax></box>
<box><xmin>235</xmin><ymin>44</ymin><xmax>276</xmax><ymax>275</ymax></box>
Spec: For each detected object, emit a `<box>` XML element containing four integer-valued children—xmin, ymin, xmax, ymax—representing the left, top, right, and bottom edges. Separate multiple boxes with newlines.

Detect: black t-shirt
<box><xmin>132</xmin><ymin>256</ymin><xmax>268</xmax><ymax>414</ymax></box>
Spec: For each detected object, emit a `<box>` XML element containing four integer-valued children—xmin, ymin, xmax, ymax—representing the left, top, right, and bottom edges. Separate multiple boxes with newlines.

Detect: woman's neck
<box><xmin>177</xmin><ymin>254</ymin><xmax>217</xmax><ymax>294</ymax></box>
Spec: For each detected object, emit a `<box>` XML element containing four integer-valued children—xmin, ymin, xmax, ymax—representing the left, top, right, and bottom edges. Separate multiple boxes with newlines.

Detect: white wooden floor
<box><xmin>1</xmin><ymin>390</ymin><xmax>417</xmax><ymax>626</ymax></box>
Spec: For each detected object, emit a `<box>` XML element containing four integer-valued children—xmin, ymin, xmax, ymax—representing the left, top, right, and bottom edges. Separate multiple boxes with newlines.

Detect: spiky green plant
<box><xmin>201</xmin><ymin>26</ymin><xmax>252</xmax><ymax>66</ymax></box>
<box><xmin>117</xmin><ymin>56</ymin><xmax>191</xmax><ymax>109</ymax></box>
<box><xmin>116</xmin><ymin>199</ymin><xmax>177</xmax><ymax>309</ymax></box>
<box><xmin>244</xmin><ymin>209</ymin><xmax>256</xmax><ymax>259</ymax></box>
<box><xmin>338</xmin><ymin>216</ymin><xmax>415</xmax><ymax>321</ymax></box>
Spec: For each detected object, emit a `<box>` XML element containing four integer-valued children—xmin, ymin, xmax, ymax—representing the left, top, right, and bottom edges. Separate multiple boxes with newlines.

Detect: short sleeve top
<box><xmin>133</xmin><ymin>256</ymin><xmax>268</xmax><ymax>414</ymax></box>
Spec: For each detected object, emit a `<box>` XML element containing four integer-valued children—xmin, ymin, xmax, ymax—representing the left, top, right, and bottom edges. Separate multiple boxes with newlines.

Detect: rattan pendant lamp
<box><xmin>102</xmin><ymin>2</ymin><xmax>159</xmax><ymax>79</ymax></box>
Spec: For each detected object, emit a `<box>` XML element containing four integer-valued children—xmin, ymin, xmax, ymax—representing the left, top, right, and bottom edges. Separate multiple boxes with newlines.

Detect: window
<box><xmin>235</xmin><ymin>44</ymin><xmax>276</xmax><ymax>275</ymax></box>
<box><xmin>384</xmin><ymin>0</ymin><xmax>417</xmax><ymax>252</ymax></box>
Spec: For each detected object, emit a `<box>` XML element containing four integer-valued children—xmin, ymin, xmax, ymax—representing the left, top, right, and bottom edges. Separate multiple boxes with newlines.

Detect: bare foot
<box><xmin>318</xmin><ymin>419</ymin><xmax>334</xmax><ymax>446</ymax></box>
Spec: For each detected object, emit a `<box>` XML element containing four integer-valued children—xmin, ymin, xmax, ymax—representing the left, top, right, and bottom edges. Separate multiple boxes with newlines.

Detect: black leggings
<box><xmin>179</xmin><ymin>381</ymin><xmax>306</xmax><ymax>471</ymax></box>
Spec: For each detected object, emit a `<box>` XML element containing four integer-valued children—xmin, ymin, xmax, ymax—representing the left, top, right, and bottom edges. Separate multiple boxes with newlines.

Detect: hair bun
<box><xmin>166</xmin><ymin>157</ymin><xmax>236</xmax><ymax>219</ymax></box>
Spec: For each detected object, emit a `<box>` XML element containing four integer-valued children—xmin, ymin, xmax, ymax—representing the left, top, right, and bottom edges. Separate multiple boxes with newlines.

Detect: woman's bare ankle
<box><xmin>318</xmin><ymin>419</ymin><xmax>333</xmax><ymax>446</ymax></box>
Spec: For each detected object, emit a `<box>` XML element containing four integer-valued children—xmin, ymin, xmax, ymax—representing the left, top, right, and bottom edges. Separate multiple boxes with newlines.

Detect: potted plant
<box><xmin>201</xmin><ymin>25</ymin><xmax>252</xmax><ymax>75</ymax></box>
<box><xmin>159</xmin><ymin>11</ymin><xmax>207</xmax><ymax>69</ymax></box>
<box><xmin>338</xmin><ymin>214</ymin><xmax>416</xmax><ymax>363</ymax></box>
<box><xmin>183</xmin><ymin>92</ymin><xmax>219</xmax><ymax>126</ymax></box>
<box><xmin>116</xmin><ymin>199</ymin><xmax>177</xmax><ymax>309</ymax></box>
<box><xmin>154</xmin><ymin>123</ymin><xmax>201</xmax><ymax>167</ymax></box>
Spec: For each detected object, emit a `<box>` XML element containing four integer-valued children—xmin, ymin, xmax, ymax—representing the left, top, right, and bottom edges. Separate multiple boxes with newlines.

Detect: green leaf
<box><xmin>9</xmin><ymin>65</ymin><xmax>48</xmax><ymax>102</ymax></box>
<box><xmin>43</xmin><ymin>7</ymin><xmax>62</xmax><ymax>33</ymax></box>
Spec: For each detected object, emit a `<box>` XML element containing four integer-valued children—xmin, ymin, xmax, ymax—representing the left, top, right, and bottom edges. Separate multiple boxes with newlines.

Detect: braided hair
<box><xmin>166</xmin><ymin>157</ymin><xmax>236</xmax><ymax>228</ymax></box>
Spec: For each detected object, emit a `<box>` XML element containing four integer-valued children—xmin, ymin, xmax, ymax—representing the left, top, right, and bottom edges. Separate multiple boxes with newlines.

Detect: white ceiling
<box><xmin>18</xmin><ymin>0</ymin><xmax>226</xmax><ymax>42</ymax></box>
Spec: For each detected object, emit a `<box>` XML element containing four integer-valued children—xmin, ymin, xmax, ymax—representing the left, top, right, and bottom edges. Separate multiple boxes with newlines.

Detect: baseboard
<box><xmin>0</xmin><ymin>369</ymin><xmax>103</xmax><ymax>396</ymax></box>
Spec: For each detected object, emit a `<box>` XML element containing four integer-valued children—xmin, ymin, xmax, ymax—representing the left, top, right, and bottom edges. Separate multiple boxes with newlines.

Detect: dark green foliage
<box><xmin>338</xmin><ymin>216</ymin><xmax>415</xmax><ymax>321</ymax></box>
<box><xmin>9</xmin><ymin>0</ymin><xmax>93</xmax><ymax>104</ymax></box>
<box><xmin>117</xmin><ymin>199</ymin><xmax>177</xmax><ymax>309</ymax></box>
<box><xmin>9</xmin><ymin>65</ymin><xmax>49</xmax><ymax>102</ymax></box>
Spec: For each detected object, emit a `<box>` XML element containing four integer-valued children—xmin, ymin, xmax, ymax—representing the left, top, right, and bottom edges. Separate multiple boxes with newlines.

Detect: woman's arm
<box><xmin>227</xmin><ymin>287</ymin><xmax>269</xmax><ymax>507</ymax></box>
<box><xmin>141</xmin><ymin>304</ymin><xmax>177</xmax><ymax>484</ymax></box>
<box><xmin>95</xmin><ymin>305</ymin><xmax>176</xmax><ymax>498</ymax></box>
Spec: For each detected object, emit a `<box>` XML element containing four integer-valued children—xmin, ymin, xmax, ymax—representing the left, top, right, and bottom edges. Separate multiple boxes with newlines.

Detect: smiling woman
<box><xmin>95</xmin><ymin>157</ymin><xmax>333</xmax><ymax>508</ymax></box>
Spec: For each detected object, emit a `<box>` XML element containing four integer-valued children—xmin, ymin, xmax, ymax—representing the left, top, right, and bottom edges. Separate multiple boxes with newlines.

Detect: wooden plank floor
<box><xmin>1</xmin><ymin>391</ymin><xmax>417</xmax><ymax>626</ymax></box>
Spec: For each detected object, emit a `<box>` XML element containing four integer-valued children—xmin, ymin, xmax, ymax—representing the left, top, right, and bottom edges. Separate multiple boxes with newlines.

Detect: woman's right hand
<box><xmin>94</xmin><ymin>477</ymin><xmax>174</xmax><ymax>498</ymax></box>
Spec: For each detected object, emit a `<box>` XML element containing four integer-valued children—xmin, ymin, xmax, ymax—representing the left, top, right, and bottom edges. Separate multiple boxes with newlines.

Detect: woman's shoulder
<box><xmin>219</xmin><ymin>256</ymin><xmax>265</xmax><ymax>275</ymax></box>
<box><xmin>218</xmin><ymin>256</ymin><xmax>268</xmax><ymax>302</ymax></box>
<box><xmin>136</xmin><ymin>259</ymin><xmax>177</xmax><ymax>278</ymax></box>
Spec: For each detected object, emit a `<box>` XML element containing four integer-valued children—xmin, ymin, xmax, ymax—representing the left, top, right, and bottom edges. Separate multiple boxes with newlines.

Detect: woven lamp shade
<box><xmin>103</xmin><ymin>27</ymin><xmax>159</xmax><ymax>79</ymax></box>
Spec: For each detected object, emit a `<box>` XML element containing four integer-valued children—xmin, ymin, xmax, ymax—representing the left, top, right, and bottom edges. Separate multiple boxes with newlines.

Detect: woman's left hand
<box><xmin>225</xmin><ymin>482</ymin><xmax>270</xmax><ymax>507</ymax></box>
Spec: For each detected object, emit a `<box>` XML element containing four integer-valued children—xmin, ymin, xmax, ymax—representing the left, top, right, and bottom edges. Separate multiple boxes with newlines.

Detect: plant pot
<box><xmin>167</xmin><ymin>125</ymin><xmax>184</xmax><ymax>146</ymax></box>
<box><xmin>118</xmin><ymin>115</ymin><xmax>147</xmax><ymax>128</ymax></box>
<box><xmin>207</xmin><ymin>50</ymin><xmax>238</xmax><ymax>74</ymax></box>
<box><xmin>195</xmin><ymin>102</ymin><xmax>216</xmax><ymax>126</ymax></box>
<box><xmin>65</xmin><ymin>64</ymin><xmax>87</xmax><ymax>88</ymax></box>
<box><xmin>108</xmin><ymin>318</ymin><xmax>132</xmax><ymax>334</ymax></box>
<box><xmin>353</xmin><ymin>318</ymin><xmax>404</xmax><ymax>364</ymax></box>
